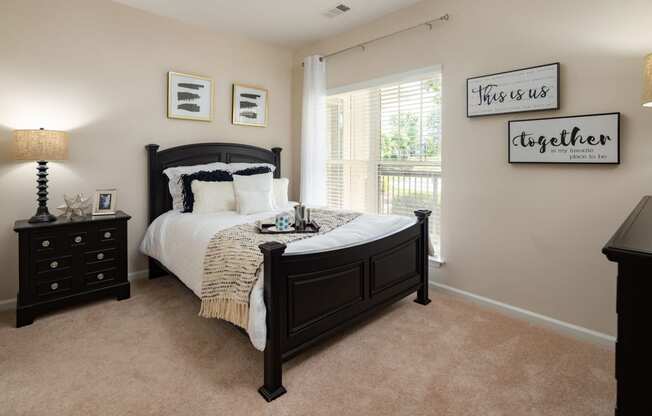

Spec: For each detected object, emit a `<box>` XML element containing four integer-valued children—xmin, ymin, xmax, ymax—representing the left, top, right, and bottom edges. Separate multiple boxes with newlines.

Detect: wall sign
<box><xmin>467</xmin><ymin>63</ymin><xmax>559</xmax><ymax>117</ymax></box>
<box><xmin>508</xmin><ymin>113</ymin><xmax>620</xmax><ymax>164</ymax></box>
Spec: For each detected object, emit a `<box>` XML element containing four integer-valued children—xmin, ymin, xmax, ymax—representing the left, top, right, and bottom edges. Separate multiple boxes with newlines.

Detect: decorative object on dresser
<box><xmin>13</xmin><ymin>211</ymin><xmax>131</xmax><ymax>327</ymax></box>
<box><xmin>168</xmin><ymin>71</ymin><xmax>213</xmax><ymax>121</ymax></box>
<box><xmin>603</xmin><ymin>196</ymin><xmax>652</xmax><ymax>416</ymax></box>
<box><xmin>467</xmin><ymin>63</ymin><xmax>560</xmax><ymax>117</ymax></box>
<box><xmin>57</xmin><ymin>193</ymin><xmax>92</xmax><ymax>219</ymax></box>
<box><xmin>145</xmin><ymin>143</ymin><xmax>432</xmax><ymax>401</ymax></box>
<box><xmin>12</xmin><ymin>128</ymin><xmax>69</xmax><ymax>223</ymax></box>
<box><xmin>232</xmin><ymin>83</ymin><xmax>268</xmax><ymax>127</ymax></box>
<box><xmin>92</xmin><ymin>188</ymin><xmax>117</xmax><ymax>216</ymax></box>
<box><xmin>508</xmin><ymin>112</ymin><xmax>620</xmax><ymax>164</ymax></box>
<box><xmin>644</xmin><ymin>53</ymin><xmax>652</xmax><ymax>107</ymax></box>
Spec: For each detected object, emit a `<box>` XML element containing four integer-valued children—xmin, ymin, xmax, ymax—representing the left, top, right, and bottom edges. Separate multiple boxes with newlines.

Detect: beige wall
<box><xmin>2</xmin><ymin>0</ymin><xmax>651</xmax><ymax>337</ymax></box>
<box><xmin>0</xmin><ymin>0</ymin><xmax>294</xmax><ymax>301</ymax></box>
<box><xmin>294</xmin><ymin>0</ymin><xmax>652</xmax><ymax>335</ymax></box>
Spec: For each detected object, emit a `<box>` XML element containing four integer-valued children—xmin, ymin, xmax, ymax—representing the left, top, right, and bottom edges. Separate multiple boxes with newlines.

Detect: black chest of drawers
<box><xmin>603</xmin><ymin>196</ymin><xmax>652</xmax><ymax>416</ymax></box>
<box><xmin>13</xmin><ymin>211</ymin><xmax>131</xmax><ymax>327</ymax></box>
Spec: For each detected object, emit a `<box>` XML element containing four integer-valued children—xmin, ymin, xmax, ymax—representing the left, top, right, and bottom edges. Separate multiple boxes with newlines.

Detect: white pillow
<box><xmin>232</xmin><ymin>172</ymin><xmax>274</xmax><ymax>214</ymax></box>
<box><xmin>272</xmin><ymin>178</ymin><xmax>289</xmax><ymax>209</ymax></box>
<box><xmin>232</xmin><ymin>172</ymin><xmax>273</xmax><ymax>192</ymax></box>
<box><xmin>237</xmin><ymin>190</ymin><xmax>275</xmax><ymax>215</ymax></box>
<box><xmin>163</xmin><ymin>162</ymin><xmax>229</xmax><ymax>211</ymax></box>
<box><xmin>191</xmin><ymin>180</ymin><xmax>236</xmax><ymax>214</ymax></box>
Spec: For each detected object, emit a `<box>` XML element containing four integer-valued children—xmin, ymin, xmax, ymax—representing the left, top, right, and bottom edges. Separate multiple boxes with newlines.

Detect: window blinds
<box><xmin>326</xmin><ymin>72</ymin><xmax>442</xmax><ymax>256</ymax></box>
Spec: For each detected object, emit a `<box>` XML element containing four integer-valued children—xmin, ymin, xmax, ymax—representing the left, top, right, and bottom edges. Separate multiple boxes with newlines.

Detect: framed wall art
<box><xmin>232</xmin><ymin>83</ymin><xmax>268</xmax><ymax>127</ymax></box>
<box><xmin>167</xmin><ymin>71</ymin><xmax>213</xmax><ymax>121</ymax></box>
<box><xmin>467</xmin><ymin>63</ymin><xmax>560</xmax><ymax>117</ymax></box>
<box><xmin>508</xmin><ymin>112</ymin><xmax>620</xmax><ymax>164</ymax></box>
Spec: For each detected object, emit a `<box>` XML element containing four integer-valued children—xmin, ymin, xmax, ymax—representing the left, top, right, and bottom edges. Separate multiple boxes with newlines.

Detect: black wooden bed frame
<box><xmin>145</xmin><ymin>142</ymin><xmax>431</xmax><ymax>401</ymax></box>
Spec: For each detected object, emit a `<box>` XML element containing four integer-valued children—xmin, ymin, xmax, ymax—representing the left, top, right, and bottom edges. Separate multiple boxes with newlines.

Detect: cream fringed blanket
<box><xmin>199</xmin><ymin>209</ymin><xmax>361</xmax><ymax>329</ymax></box>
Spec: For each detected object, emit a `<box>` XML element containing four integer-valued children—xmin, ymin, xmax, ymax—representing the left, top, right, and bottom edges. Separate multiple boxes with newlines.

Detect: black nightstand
<box><xmin>13</xmin><ymin>211</ymin><xmax>131</xmax><ymax>327</ymax></box>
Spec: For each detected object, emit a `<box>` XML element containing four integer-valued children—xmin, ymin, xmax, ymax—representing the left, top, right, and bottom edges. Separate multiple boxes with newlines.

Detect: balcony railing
<box><xmin>326</xmin><ymin>161</ymin><xmax>442</xmax><ymax>257</ymax></box>
<box><xmin>378</xmin><ymin>164</ymin><xmax>441</xmax><ymax>255</ymax></box>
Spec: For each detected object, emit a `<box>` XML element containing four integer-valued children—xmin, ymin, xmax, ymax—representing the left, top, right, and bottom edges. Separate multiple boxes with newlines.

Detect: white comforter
<box><xmin>140</xmin><ymin>205</ymin><xmax>416</xmax><ymax>350</ymax></box>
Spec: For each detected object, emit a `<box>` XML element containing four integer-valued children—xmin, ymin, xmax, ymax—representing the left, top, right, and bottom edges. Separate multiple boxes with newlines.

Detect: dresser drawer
<box><xmin>67</xmin><ymin>231</ymin><xmax>89</xmax><ymax>248</ymax></box>
<box><xmin>86</xmin><ymin>259</ymin><xmax>117</xmax><ymax>273</ymax></box>
<box><xmin>84</xmin><ymin>268</ymin><xmax>116</xmax><ymax>288</ymax></box>
<box><xmin>35</xmin><ymin>277</ymin><xmax>73</xmax><ymax>299</ymax></box>
<box><xmin>31</xmin><ymin>233</ymin><xmax>59</xmax><ymax>256</ymax></box>
<box><xmin>97</xmin><ymin>226</ymin><xmax>119</xmax><ymax>246</ymax></box>
<box><xmin>85</xmin><ymin>248</ymin><xmax>116</xmax><ymax>264</ymax></box>
<box><xmin>35</xmin><ymin>255</ymin><xmax>73</xmax><ymax>276</ymax></box>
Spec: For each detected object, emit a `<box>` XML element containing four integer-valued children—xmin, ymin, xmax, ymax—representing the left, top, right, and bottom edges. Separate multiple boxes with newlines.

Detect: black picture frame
<box><xmin>467</xmin><ymin>63</ymin><xmax>560</xmax><ymax>118</ymax></box>
<box><xmin>507</xmin><ymin>112</ymin><xmax>620</xmax><ymax>165</ymax></box>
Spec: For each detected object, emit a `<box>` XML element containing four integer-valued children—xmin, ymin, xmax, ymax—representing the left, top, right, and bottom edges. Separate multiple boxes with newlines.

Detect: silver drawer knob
<box><xmin>50</xmin><ymin>282</ymin><xmax>59</xmax><ymax>290</ymax></box>
<box><xmin>97</xmin><ymin>273</ymin><xmax>105</xmax><ymax>280</ymax></box>
<box><xmin>50</xmin><ymin>261</ymin><xmax>58</xmax><ymax>269</ymax></box>
<box><xmin>41</xmin><ymin>240</ymin><xmax>50</xmax><ymax>248</ymax></box>
<box><xmin>74</xmin><ymin>236</ymin><xmax>83</xmax><ymax>243</ymax></box>
<box><xmin>97</xmin><ymin>253</ymin><xmax>104</xmax><ymax>260</ymax></box>
<box><xmin>104</xmin><ymin>231</ymin><xmax>112</xmax><ymax>239</ymax></box>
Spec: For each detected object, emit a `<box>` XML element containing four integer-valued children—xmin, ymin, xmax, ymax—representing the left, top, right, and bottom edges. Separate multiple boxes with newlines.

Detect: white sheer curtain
<box><xmin>300</xmin><ymin>55</ymin><xmax>327</xmax><ymax>207</ymax></box>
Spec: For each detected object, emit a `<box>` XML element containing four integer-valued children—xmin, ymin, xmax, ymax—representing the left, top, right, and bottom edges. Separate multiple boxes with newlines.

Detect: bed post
<box><xmin>146</xmin><ymin>144</ymin><xmax>166</xmax><ymax>279</ymax></box>
<box><xmin>271</xmin><ymin>147</ymin><xmax>282</xmax><ymax>179</ymax></box>
<box><xmin>414</xmin><ymin>210</ymin><xmax>432</xmax><ymax>305</ymax></box>
<box><xmin>258</xmin><ymin>241</ymin><xmax>287</xmax><ymax>401</ymax></box>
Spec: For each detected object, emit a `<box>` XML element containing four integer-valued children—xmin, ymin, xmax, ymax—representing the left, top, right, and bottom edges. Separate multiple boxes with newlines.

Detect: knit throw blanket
<box><xmin>199</xmin><ymin>209</ymin><xmax>361</xmax><ymax>329</ymax></box>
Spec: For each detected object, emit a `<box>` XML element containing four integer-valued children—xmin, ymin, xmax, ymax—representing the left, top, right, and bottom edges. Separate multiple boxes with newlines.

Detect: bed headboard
<box><xmin>145</xmin><ymin>142</ymin><xmax>281</xmax><ymax>223</ymax></box>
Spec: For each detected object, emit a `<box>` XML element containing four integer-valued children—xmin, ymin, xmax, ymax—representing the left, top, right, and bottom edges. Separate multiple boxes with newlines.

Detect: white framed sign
<box><xmin>467</xmin><ymin>63</ymin><xmax>559</xmax><ymax>117</ymax></box>
<box><xmin>508</xmin><ymin>113</ymin><xmax>620</xmax><ymax>164</ymax></box>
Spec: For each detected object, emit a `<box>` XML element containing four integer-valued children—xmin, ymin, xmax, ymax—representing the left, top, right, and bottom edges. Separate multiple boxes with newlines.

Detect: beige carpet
<box><xmin>0</xmin><ymin>277</ymin><xmax>615</xmax><ymax>416</ymax></box>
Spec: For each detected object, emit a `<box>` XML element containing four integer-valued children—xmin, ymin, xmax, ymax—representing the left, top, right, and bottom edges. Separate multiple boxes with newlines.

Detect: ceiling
<box><xmin>112</xmin><ymin>0</ymin><xmax>423</xmax><ymax>48</ymax></box>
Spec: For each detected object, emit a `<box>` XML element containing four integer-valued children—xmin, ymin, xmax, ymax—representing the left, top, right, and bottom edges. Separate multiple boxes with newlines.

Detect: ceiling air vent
<box><xmin>324</xmin><ymin>4</ymin><xmax>351</xmax><ymax>18</ymax></box>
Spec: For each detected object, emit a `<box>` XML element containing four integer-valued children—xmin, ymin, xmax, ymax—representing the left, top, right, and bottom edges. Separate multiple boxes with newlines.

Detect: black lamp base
<box><xmin>29</xmin><ymin>209</ymin><xmax>57</xmax><ymax>224</ymax></box>
<box><xmin>28</xmin><ymin>160</ymin><xmax>57</xmax><ymax>223</ymax></box>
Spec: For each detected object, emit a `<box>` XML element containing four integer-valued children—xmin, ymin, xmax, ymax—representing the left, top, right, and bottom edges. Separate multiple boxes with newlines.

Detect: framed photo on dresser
<box><xmin>232</xmin><ymin>83</ymin><xmax>268</xmax><ymax>127</ymax></box>
<box><xmin>93</xmin><ymin>189</ymin><xmax>117</xmax><ymax>216</ymax></box>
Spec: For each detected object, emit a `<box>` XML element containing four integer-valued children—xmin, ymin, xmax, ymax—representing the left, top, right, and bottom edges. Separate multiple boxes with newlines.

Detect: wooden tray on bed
<box><xmin>257</xmin><ymin>221</ymin><xmax>320</xmax><ymax>234</ymax></box>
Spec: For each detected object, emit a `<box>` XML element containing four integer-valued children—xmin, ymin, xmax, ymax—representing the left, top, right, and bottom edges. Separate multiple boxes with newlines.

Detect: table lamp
<box><xmin>13</xmin><ymin>128</ymin><xmax>69</xmax><ymax>223</ymax></box>
<box><xmin>644</xmin><ymin>53</ymin><xmax>652</xmax><ymax>107</ymax></box>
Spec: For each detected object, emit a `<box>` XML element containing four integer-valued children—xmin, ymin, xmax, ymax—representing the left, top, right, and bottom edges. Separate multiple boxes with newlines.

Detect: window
<box><xmin>326</xmin><ymin>71</ymin><xmax>442</xmax><ymax>256</ymax></box>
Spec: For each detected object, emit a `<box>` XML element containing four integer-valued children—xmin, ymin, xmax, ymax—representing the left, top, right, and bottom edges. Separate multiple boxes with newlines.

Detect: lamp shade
<box><xmin>12</xmin><ymin>129</ymin><xmax>68</xmax><ymax>161</ymax></box>
<box><xmin>644</xmin><ymin>53</ymin><xmax>652</xmax><ymax>107</ymax></box>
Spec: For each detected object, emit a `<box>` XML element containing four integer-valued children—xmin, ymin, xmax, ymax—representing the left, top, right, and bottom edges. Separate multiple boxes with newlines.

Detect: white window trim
<box><xmin>327</xmin><ymin>65</ymin><xmax>443</xmax><ymax>96</ymax></box>
<box><xmin>430</xmin><ymin>256</ymin><xmax>444</xmax><ymax>268</ymax></box>
<box><xmin>327</xmin><ymin>65</ymin><xmax>444</xmax><ymax>259</ymax></box>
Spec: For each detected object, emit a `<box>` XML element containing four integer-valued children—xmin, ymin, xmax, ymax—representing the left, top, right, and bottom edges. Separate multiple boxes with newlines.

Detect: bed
<box><xmin>144</xmin><ymin>142</ymin><xmax>432</xmax><ymax>401</ymax></box>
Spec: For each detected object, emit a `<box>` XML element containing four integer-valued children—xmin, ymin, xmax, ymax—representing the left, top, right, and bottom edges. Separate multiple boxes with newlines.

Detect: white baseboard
<box><xmin>0</xmin><ymin>269</ymin><xmax>150</xmax><ymax>312</ymax></box>
<box><xmin>0</xmin><ymin>298</ymin><xmax>15</xmax><ymax>312</ymax></box>
<box><xmin>430</xmin><ymin>281</ymin><xmax>616</xmax><ymax>348</ymax></box>
<box><xmin>128</xmin><ymin>269</ymin><xmax>149</xmax><ymax>282</ymax></box>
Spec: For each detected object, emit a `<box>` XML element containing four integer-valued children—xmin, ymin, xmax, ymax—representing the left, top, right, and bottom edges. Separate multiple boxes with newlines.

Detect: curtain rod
<box><xmin>302</xmin><ymin>13</ymin><xmax>449</xmax><ymax>66</ymax></box>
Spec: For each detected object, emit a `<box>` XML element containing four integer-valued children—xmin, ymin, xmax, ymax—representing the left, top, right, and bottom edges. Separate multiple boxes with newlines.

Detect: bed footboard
<box><xmin>258</xmin><ymin>210</ymin><xmax>431</xmax><ymax>401</ymax></box>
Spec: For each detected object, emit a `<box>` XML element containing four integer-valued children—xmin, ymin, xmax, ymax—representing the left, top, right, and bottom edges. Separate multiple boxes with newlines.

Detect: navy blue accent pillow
<box><xmin>180</xmin><ymin>166</ymin><xmax>272</xmax><ymax>213</ymax></box>
<box><xmin>232</xmin><ymin>166</ymin><xmax>272</xmax><ymax>177</ymax></box>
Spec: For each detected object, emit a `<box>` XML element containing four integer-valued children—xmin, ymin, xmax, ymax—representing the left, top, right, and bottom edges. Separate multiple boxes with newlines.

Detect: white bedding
<box><xmin>140</xmin><ymin>205</ymin><xmax>416</xmax><ymax>350</ymax></box>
